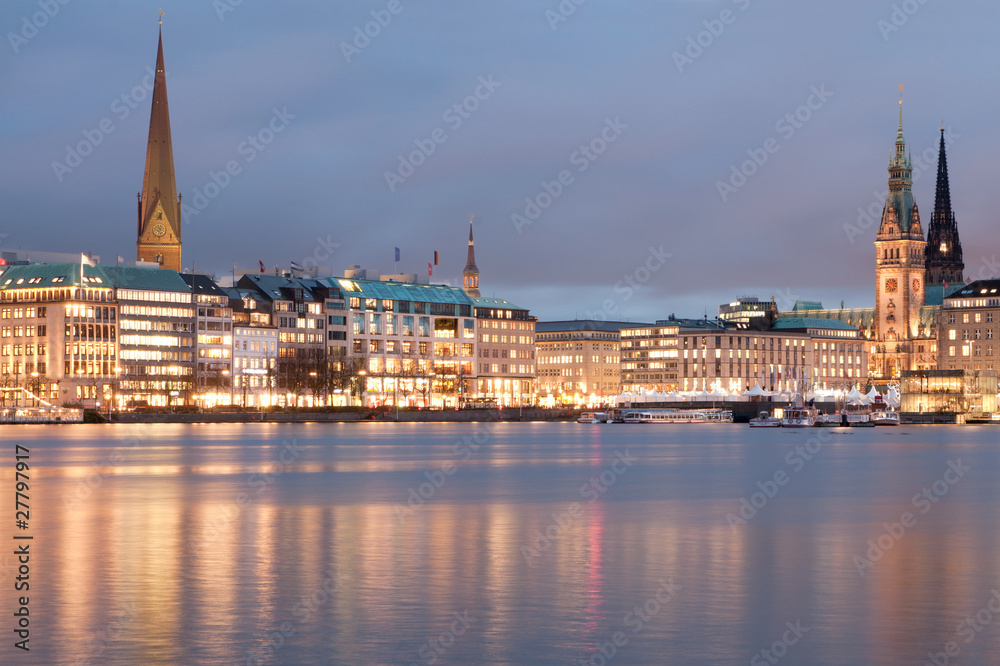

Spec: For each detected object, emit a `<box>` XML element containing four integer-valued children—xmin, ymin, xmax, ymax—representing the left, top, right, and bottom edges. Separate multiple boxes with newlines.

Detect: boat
<box><xmin>703</xmin><ymin>409</ymin><xmax>734</xmax><ymax>423</ymax></box>
<box><xmin>577</xmin><ymin>411</ymin><xmax>608</xmax><ymax>424</ymax></box>
<box><xmin>871</xmin><ymin>411</ymin><xmax>900</xmax><ymax>426</ymax></box>
<box><xmin>815</xmin><ymin>413</ymin><xmax>844</xmax><ymax>427</ymax></box>
<box><xmin>845</xmin><ymin>413</ymin><xmax>875</xmax><ymax>427</ymax></box>
<box><xmin>749</xmin><ymin>410</ymin><xmax>781</xmax><ymax>427</ymax></box>
<box><xmin>623</xmin><ymin>409</ymin><xmax>708</xmax><ymax>423</ymax></box>
<box><xmin>781</xmin><ymin>407</ymin><xmax>817</xmax><ymax>428</ymax></box>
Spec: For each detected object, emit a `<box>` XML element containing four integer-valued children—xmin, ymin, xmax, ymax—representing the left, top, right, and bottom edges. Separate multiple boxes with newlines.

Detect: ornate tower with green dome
<box><xmin>873</xmin><ymin>90</ymin><xmax>927</xmax><ymax>379</ymax></box>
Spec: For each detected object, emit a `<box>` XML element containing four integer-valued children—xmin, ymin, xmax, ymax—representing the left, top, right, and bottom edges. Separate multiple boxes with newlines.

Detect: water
<box><xmin>2</xmin><ymin>421</ymin><xmax>1000</xmax><ymax>665</ymax></box>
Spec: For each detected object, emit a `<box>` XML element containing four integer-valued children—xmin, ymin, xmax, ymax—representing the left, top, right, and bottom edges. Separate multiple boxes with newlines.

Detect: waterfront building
<box><xmin>136</xmin><ymin>27</ymin><xmax>183</xmax><ymax>271</ymax></box>
<box><xmin>181</xmin><ymin>274</ymin><xmax>233</xmax><ymax>407</ymax></box>
<box><xmin>936</xmin><ymin>279</ymin><xmax>1000</xmax><ymax>372</ymax></box>
<box><xmin>471</xmin><ymin>297</ymin><xmax>535</xmax><ymax>407</ymax></box>
<box><xmin>236</xmin><ymin>274</ymin><xmax>331</xmax><ymax>406</ymax></box>
<box><xmin>0</xmin><ymin>262</ymin><xmax>117</xmax><ymax>408</ymax></box>
<box><xmin>536</xmin><ymin>320</ymin><xmax>632</xmax><ymax>405</ymax></box>
<box><xmin>109</xmin><ymin>265</ymin><xmax>194</xmax><ymax>407</ymax></box>
<box><xmin>901</xmin><ymin>369</ymin><xmax>997</xmax><ymax>420</ymax></box>
<box><xmin>621</xmin><ymin>309</ymin><xmax>867</xmax><ymax>394</ymax></box>
<box><xmin>227</xmin><ymin>287</ymin><xmax>279</xmax><ymax>407</ymax></box>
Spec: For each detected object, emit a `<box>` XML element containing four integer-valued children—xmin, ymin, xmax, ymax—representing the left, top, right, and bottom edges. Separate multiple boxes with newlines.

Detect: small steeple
<box><xmin>462</xmin><ymin>215</ymin><xmax>480</xmax><ymax>297</ymax></box>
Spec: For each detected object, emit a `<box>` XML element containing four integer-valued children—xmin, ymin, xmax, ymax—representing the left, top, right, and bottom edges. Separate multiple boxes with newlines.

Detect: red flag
<box><xmin>259</xmin><ymin>260</ymin><xmax>265</xmax><ymax>273</ymax></box>
<box><xmin>428</xmin><ymin>262</ymin><xmax>432</xmax><ymax>276</ymax></box>
<box><xmin>433</xmin><ymin>251</ymin><xmax>439</xmax><ymax>266</ymax></box>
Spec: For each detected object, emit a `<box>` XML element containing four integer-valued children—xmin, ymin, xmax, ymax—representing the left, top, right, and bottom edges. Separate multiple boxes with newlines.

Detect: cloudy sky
<box><xmin>2</xmin><ymin>0</ymin><xmax>997</xmax><ymax>322</ymax></box>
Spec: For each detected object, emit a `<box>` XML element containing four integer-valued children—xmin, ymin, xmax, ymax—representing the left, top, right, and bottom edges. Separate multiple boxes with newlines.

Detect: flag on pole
<box><xmin>395</xmin><ymin>247</ymin><xmax>400</xmax><ymax>262</ymax></box>
<box><xmin>433</xmin><ymin>251</ymin><xmax>439</xmax><ymax>266</ymax></box>
<box><xmin>290</xmin><ymin>261</ymin><xmax>302</xmax><ymax>271</ymax></box>
<box><xmin>428</xmin><ymin>262</ymin><xmax>432</xmax><ymax>276</ymax></box>
<box><xmin>117</xmin><ymin>255</ymin><xmax>125</xmax><ymax>264</ymax></box>
<box><xmin>259</xmin><ymin>260</ymin><xmax>266</xmax><ymax>273</ymax></box>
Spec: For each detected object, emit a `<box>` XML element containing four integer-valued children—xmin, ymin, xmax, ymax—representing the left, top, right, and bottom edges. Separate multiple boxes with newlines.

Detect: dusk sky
<box><xmin>2</xmin><ymin>0</ymin><xmax>997</xmax><ymax>322</ymax></box>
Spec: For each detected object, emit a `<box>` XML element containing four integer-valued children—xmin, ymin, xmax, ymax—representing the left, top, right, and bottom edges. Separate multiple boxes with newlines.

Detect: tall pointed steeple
<box><xmin>924</xmin><ymin>126</ymin><xmax>964</xmax><ymax>286</ymax></box>
<box><xmin>462</xmin><ymin>216</ymin><xmax>480</xmax><ymax>297</ymax></box>
<box><xmin>137</xmin><ymin>18</ymin><xmax>182</xmax><ymax>271</ymax></box>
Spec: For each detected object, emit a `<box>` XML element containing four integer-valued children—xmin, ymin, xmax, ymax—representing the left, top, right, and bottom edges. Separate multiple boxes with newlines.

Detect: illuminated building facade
<box><xmin>110</xmin><ymin>266</ymin><xmax>194</xmax><ymax>407</ymax></box>
<box><xmin>181</xmin><ymin>274</ymin><xmax>233</xmax><ymax>407</ymax></box>
<box><xmin>472</xmin><ymin>297</ymin><xmax>534</xmax><ymax>407</ymax></box>
<box><xmin>0</xmin><ymin>262</ymin><xmax>117</xmax><ymax>408</ymax></box>
<box><xmin>536</xmin><ymin>320</ymin><xmax>629</xmax><ymax>405</ymax></box>
<box><xmin>936</xmin><ymin>280</ymin><xmax>1000</xmax><ymax>372</ymax></box>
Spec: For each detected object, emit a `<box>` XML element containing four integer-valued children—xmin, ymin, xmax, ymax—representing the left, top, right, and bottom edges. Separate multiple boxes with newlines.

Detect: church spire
<box><xmin>137</xmin><ymin>21</ymin><xmax>182</xmax><ymax>271</ymax></box>
<box><xmin>462</xmin><ymin>215</ymin><xmax>480</xmax><ymax>297</ymax></box>
<box><xmin>924</xmin><ymin>125</ymin><xmax>965</xmax><ymax>286</ymax></box>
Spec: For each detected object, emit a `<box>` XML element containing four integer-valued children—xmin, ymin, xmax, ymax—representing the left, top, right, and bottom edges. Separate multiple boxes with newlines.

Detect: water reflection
<box><xmin>5</xmin><ymin>423</ymin><xmax>1000</xmax><ymax>664</ymax></box>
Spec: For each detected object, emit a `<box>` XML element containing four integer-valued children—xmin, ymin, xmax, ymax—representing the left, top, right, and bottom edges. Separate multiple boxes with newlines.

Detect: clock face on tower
<box><xmin>885</xmin><ymin>278</ymin><xmax>898</xmax><ymax>293</ymax></box>
<box><xmin>912</xmin><ymin>279</ymin><xmax>920</xmax><ymax>292</ymax></box>
<box><xmin>152</xmin><ymin>223</ymin><xmax>166</xmax><ymax>238</ymax></box>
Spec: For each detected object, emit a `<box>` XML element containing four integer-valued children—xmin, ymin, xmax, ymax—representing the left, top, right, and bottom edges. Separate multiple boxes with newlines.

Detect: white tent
<box><xmin>665</xmin><ymin>390</ymin><xmax>684</xmax><ymax>402</ymax></box>
<box><xmin>865</xmin><ymin>386</ymin><xmax>881</xmax><ymax>401</ymax></box>
<box><xmin>743</xmin><ymin>382</ymin><xmax>770</xmax><ymax>397</ymax></box>
<box><xmin>846</xmin><ymin>386</ymin><xmax>868</xmax><ymax>406</ymax></box>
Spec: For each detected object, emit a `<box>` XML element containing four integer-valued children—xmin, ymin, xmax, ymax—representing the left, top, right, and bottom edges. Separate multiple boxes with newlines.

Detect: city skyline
<box><xmin>2</xmin><ymin>2</ymin><xmax>999</xmax><ymax>323</ymax></box>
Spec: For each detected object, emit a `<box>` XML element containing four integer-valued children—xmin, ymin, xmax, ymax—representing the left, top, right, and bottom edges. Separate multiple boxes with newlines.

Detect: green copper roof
<box><xmin>326</xmin><ymin>277</ymin><xmax>473</xmax><ymax>306</ymax></box>
<box><xmin>100</xmin><ymin>265</ymin><xmax>191</xmax><ymax>292</ymax></box>
<box><xmin>773</xmin><ymin>317</ymin><xmax>859</xmax><ymax>332</ymax></box>
<box><xmin>470</xmin><ymin>296</ymin><xmax>527</xmax><ymax>312</ymax></box>
<box><xmin>0</xmin><ymin>262</ymin><xmax>111</xmax><ymax>290</ymax></box>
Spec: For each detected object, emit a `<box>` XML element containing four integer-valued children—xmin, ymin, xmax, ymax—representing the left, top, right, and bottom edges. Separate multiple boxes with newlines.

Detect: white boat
<box><xmin>749</xmin><ymin>411</ymin><xmax>781</xmax><ymax>427</ymax></box>
<box><xmin>577</xmin><ymin>411</ymin><xmax>608</xmax><ymax>424</ymax></box>
<box><xmin>624</xmin><ymin>409</ymin><xmax>708</xmax><ymax>423</ymax></box>
<box><xmin>871</xmin><ymin>411</ymin><xmax>900</xmax><ymax>426</ymax></box>
<box><xmin>781</xmin><ymin>407</ymin><xmax>817</xmax><ymax>428</ymax></box>
<box><xmin>815</xmin><ymin>413</ymin><xmax>843</xmax><ymax>427</ymax></box>
<box><xmin>703</xmin><ymin>409</ymin><xmax>734</xmax><ymax>423</ymax></box>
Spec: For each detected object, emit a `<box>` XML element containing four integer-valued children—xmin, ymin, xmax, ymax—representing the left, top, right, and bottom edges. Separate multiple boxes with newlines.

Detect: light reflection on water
<box><xmin>2</xmin><ymin>422</ymin><xmax>1000</xmax><ymax>664</ymax></box>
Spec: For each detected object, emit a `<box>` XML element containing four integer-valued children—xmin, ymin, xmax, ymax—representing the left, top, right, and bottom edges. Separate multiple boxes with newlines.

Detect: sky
<box><xmin>1</xmin><ymin>0</ymin><xmax>998</xmax><ymax>323</ymax></box>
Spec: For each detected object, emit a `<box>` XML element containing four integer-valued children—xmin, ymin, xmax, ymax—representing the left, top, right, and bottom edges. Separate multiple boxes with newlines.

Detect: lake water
<box><xmin>3</xmin><ymin>421</ymin><xmax>1000</xmax><ymax>665</ymax></box>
